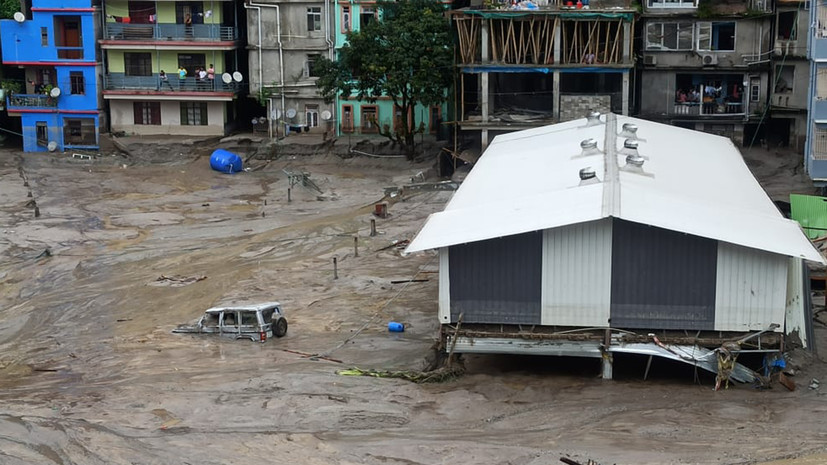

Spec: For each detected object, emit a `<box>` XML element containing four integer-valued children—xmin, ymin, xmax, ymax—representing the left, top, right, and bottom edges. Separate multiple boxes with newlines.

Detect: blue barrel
<box><xmin>210</xmin><ymin>149</ymin><xmax>243</xmax><ymax>173</ymax></box>
<box><xmin>388</xmin><ymin>322</ymin><xmax>405</xmax><ymax>332</ymax></box>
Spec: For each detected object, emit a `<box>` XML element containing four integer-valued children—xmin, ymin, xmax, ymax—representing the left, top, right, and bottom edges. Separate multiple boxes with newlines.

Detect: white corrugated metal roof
<box><xmin>406</xmin><ymin>114</ymin><xmax>825</xmax><ymax>264</ymax></box>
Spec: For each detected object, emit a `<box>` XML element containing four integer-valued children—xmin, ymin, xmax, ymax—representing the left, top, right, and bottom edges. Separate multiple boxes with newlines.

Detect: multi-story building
<box><xmin>636</xmin><ymin>0</ymin><xmax>773</xmax><ymax>145</ymax></box>
<box><xmin>245</xmin><ymin>0</ymin><xmax>336</xmax><ymax>136</ymax></box>
<box><xmin>806</xmin><ymin>0</ymin><xmax>827</xmax><ymax>181</ymax></box>
<box><xmin>768</xmin><ymin>0</ymin><xmax>808</xmax><ymax>151</ymax></box>
<box><xmin>100</xmin><ymin>0</ymin><xmax>243</xmax><ymax>136</ymax></box>
<box><xmin>451</xmin><ymin>0</ymin><xmax>635</xmax><ymax>150</ymax></box>
<box><xmin>330</xmin><ymin>0</ymin><xmax>448</xmax><ymax>139</ymax></box>
<box><xmin>1</xmin><ymin>0</ymin><xmax>102</xmax><ymax>152</ymax></box>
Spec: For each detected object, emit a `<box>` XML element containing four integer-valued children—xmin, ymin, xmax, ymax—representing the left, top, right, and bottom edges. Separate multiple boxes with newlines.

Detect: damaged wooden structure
<box><xmin>452</xmin><ymin>3</ymin><xmax>635</xmax><ymax>149</ymax></box>
<box><xmin>406</xmin><ymin>113</ymin><xmax>824</xmax><ymax>384</ymax></box>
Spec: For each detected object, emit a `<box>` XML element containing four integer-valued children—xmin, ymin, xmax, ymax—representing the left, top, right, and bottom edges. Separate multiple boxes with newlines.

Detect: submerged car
<box><xmin>173</xmin><ymin>302</ymin><xmax>287</xmax><ymax>342</ymax></box>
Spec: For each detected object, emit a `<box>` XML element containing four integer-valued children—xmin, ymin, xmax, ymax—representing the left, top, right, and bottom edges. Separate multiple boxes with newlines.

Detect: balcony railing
<box><xmin>103</xmin><ymin>74</ymin><xmax>238</xmax><ymax>92</ymax></box>
<box><xmin>672</xmin><ymin>101</ymin><xmax>745</xmax><ymax>116</ymax></box>
<box><xmin>104</xmin><ymin>23</ymin><xmax>237</xmax><ymax>41</ymax></box>
<box><xmin>7</xmin><ymin>94</ymin><xmax>58</xmax><ymax>109</ymax></box>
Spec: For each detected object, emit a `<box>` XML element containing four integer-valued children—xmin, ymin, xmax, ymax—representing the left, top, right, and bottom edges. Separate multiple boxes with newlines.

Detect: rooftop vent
<box><xmin>580</xmin><ymin>138</ymin><xmax>601</xmax><ymax>156</ymax></box>
<box><xmin>619</xmin><ymin>138</ymin><xmax>649</xmax><ymax>160</ymax></box>
<box><xmin>579</xmin><ymin>166</ymin><xmax>600</xmax><ymax>186</ymax></box>
<box><xmin>626</xmin><ymin>154</ymin><xmax>645</xmax><ymax>167</ymax></box>
<box><xmin>585</xmin><ymin>111</ymin><xmax>603</xmax><ymax>127</ymax></box>
<box><xmin>619</xmin><ymin>123</ymin><xmax>639</xmax><ymax>139</ymax></box>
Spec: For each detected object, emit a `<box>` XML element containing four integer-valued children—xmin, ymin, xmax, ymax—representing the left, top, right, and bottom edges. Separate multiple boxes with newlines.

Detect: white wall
<box><xmin>109</xmin><ymin>100</ymin><xmax>226</xmax><ymax>136</ymax></box>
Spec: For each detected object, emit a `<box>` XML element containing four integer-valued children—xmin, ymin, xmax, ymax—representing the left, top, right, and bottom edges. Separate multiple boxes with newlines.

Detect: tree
<box><xmin>0</xmin><ymin>0</ymin><xmax>22</xmax><ymax>19</ymax></box>
<box><xmin>315</xmin><ymin>0</ymin><xmax>453</xmax><ymax>157</ymax></box>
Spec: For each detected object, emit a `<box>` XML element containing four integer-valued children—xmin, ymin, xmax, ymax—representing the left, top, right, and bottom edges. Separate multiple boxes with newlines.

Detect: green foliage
<box><xmin>0</xmin><ymin>0</ymin><xmax>21</xmax><ymax>19</ymax></box>
<box><xmin>315</xmin><ymin>0</ymin><xmax>453</xmax><ymax>156</ymax></box>
<box><xmin>696</xmin><ymin>0</ymin><xmax>714</xmax><ymax>18</ymax></box>
<box><xmin>1</xmin><ymin>79</ymin><xmax>22</xmax><ymax>95</ymax></box>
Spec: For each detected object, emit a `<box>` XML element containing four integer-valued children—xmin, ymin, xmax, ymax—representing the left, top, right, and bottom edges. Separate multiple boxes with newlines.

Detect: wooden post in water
<box><xmin>370</xmin><ymin>219</ymin><xmax>376</xmax><ymax>236</ymax></box>
<box><xmin>333</xmin><ymin>256</ymin><xmax>338</xmax><ymax>279</ymax></box>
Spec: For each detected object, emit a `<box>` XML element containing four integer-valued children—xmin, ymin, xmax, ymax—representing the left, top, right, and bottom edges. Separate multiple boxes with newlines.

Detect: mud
<box><xmin>1</xmin><ymin>143</ymin><xmax>827</xmax><ymax>465</ymax></box>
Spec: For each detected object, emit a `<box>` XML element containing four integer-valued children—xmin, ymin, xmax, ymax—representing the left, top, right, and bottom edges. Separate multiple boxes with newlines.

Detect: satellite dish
<box><xmin>13</xmin><ymin>12</ymin><xmax>25</xmax><ymax>22</ymax></box>
<box><xmin>270</xmin><ymin>109</ymin><xmax>281</xmax><ymax>120</ymax></box>
<box><xmin>221</xmin><ymin>73</ymin><xmax>232</xmax><ymax>84</ymax></box>
<box><xmin>321</xmin><ymin>110</ymin><xmax>332</xmax><ymax>121</ymax></box>
<box><xmin>258</xmin><ymin>116</ymin><xmax>266</xmax><ymax>124</ymax></box>
<box><xmin>251</xmin><ymin>118</ymin><xmax>259</xmax><ymax>125</ymax></box>
<box><xmin>232</xmin><ymin>72</ymin><xmax>243</xmax><ymax>83</ymax></box>
<box><xmin>47</xmin><ymin>141</ymin><xmax>57</xmax><ymax>152</ymax></box>
<box><xmin>50</xmin><ymin>87</ymin><xmax>61</xmax><ymax>97</ymax></box>
<box><xmin>286</xmin><ymin>108</ymin><xmax>297</xmax><ymax>119</ymax></box>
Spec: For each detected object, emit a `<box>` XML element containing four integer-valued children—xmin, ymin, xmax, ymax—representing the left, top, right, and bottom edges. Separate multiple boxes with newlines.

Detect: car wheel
<box><xmin>274</xmin><ymin>318</ymin><xmax>288</xmax><ymax>338</ymax></box>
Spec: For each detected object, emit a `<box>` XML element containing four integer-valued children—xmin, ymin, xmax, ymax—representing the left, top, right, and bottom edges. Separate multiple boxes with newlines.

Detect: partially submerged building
<box><xmin>406</xmin><ymin>113</ymin><xmax>823</xmax><ymax>380</ymax></box>
<box><xmin>0</xmin><ymin>0</ymin><xmax>103</xmax><ymax>152</ymax></box>
<box><xmin>452</xmin><ymin>1</ymin><xmax>635</xmax><ymax>150</ymax></box>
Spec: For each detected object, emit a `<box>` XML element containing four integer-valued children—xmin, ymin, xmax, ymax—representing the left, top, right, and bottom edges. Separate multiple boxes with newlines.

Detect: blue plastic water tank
<box><xmin>210</xmin><ymin>149</ymin><xmax>243</xmax><ymax>173</ymax></box>
<box><xmin>388</xmin><ymin>322</ymin><xmax>405</xmax><ymax>332</ymax></box>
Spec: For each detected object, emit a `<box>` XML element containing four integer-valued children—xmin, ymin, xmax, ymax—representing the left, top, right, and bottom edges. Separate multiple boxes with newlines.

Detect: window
<box><xmin>70</xmin><ymin>72</ymin><xmax>85</xmax><ymax>95</ymax></box>
<box><xmin>777</xmin><ymin>11</ymin><xmax>798</xmax><ymax>40</ymax></box>
<box><xmin>307</xmin><ymin>7</ymin><xmax>322</xmax><ymax>32</ymax></box>
<box><xmin>41</xmin><ymin>27</ymin><xmax>48</xmax><ymax>46</ymax></box>
<box><xmin>54</xmin><ymin>16</ymin><xmax>82</xmax><ymax>59</ymax></box>
<box><xmin>342</xmin><ymin>6</ymin><xmax>351</xmax><ymax>32</ymax></box>
<box><xmin>180</xmin><ymin>102</ymin><xmax>207</xmax><ymax>125</ymax></box>
<box><xmin>133</xmin><ymin>101</ymin><xmax>161</xmax><ymax>125</ymax></box>
<box><xmin>176</xmin><ymin>2</ymin><xmax>203</xmax><ymax>24</ymax></box>
<box><xmin>63</xmin><ymin>118</ymin><xmax>96</xmax><ymax>146</ymax></box>
<box><xmin>361</xmin><ymin>105</ymin><xmax>378</xmax><ymax>133</ymax></box>
<box><xmin>360</xmin><ymin>7</ymin><xmax>375</xmax><ymax>27</ymax></box>
<box><xmin>35</xmin><ymin>122</ymin><xmax>48</xmax><ymax>146</ymax></box>
<box><xmin>646</xmin><ymin>22</ymin><xmax>694</xmax><ymax>51</ymax></box>
<box><xmin>305</xmin><ymin>54</ymin><xmax>321</xmax><ymax>78</ymax></box>
<box><xmin>647</xmin><ymin>0</ymin><xmax>697</xmax><ymax>7</ymax></box>
<box><xmin>306</xmin><ymin>104</ymin><xmax>319</xmax><ymax>127</ymax></box>
<box><xmin>751</xmin><ymin>83</ymin><xmax>760</xmax><ymax>102</ymax></box>
<box><xmin>177</xmin><ymin>53</ymin><xmax>205</xmax><ymax>73</ymax></box>
<box><xmin>697</xmin><ymin>22</ymin><xmax>735</xmax><ymax>52</ymax></box>
<box><xmin>124</xmin><ymin>52</ymin><xmax>152</xmax><ymax>76</ymax></box>
<box><xmin>775</xmin><ymin>65</ymin><xmax>794</xmax><ymax>93</ymax></box>
<box><xmin>342</xmin><ymin>105</ymin><xmax>354</xmax><ymax>132</ymax></box>
<box><xmin>812</xmin><ymin>125</ymin><xmax>827</xmax><ymax>160</ymax></box>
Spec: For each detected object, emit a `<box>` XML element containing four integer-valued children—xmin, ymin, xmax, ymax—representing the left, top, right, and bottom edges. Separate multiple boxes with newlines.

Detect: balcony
<box><xmin>672</xmin><ymin>101</ymin><xmax>745</xmax><ymax>116</ymax></box>
<box><xmin>7</xmin><ymin>94</ymin><xmax>58</xmax><ymax>110</ymax></box>
<box><xmin>103</xmin><ymin>74</ymin><xmax>238</xmax><ymax>93</ymax></box>
<box><xmin>104</xmin><ymin>23</ymin><xmax>237</xmax><ymax>42</ymax></box>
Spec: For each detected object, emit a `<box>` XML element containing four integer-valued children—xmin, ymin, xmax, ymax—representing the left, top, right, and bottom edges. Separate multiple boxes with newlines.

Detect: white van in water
<box><xmin>173</xmin><ymin>302</ymin><xmax>287</xmax><ymax>342</ymax></box>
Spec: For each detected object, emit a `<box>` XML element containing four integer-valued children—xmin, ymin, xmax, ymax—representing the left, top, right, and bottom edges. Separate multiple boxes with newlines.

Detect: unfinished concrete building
<box><xmin>636</xmin><ymin>0</ymin><xmax>773</xmax><ymax>145</ymax></box>
<box><xmin>451</xmin><ymin>2</ymin><xmax>635</xmax><ymax>150</ymax></box>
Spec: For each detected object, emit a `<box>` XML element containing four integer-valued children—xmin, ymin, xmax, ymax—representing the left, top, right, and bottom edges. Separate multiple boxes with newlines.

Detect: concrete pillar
<box><xmin>553</xmin><ymin>70</ymin><xmax>561</xmax><ymax>121</ymax></box>
<box><xmin>602</xmin><ymin>353</ymin><xmax>613</xmax><ymax>380</ymax></box>
<box><xmin>622</xmin><ymin>21</ymin><xmax>631</xmax><ymax>63</ymax></box>
<box><xmin>481</xmin><ymin>20</ymin><xmax>490</xmax><ymax>150</ymax></box>
<box><xmin>622</xmin><ymin>71</ymin><xmax>630</xmax><ymax>116</ymax></box>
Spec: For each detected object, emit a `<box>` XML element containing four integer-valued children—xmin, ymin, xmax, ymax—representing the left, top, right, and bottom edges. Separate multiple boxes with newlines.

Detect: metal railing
<box><xmin>673</xmin><ymin>102</ymin><xmax>745</xmax><ymax>116</ymax></box>
<box><xmin>104</xmin><ymin>74</ymin><xmax>239</xmax><ymax>92</ymax></box>
<box><xmin>7</xmin><ymin>94</ymin><xmax>58</xmax><ymax>109</ymax></box>
<box><xmin>104</xmin><ymin>23</ymin><xmax>237</xmax><ymax>41</ymax></box>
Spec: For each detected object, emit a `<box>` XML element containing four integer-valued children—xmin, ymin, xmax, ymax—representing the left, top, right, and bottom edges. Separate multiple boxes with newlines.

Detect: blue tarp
<box><xmin>210</xmin><ymin>149</ymin><xmax>243</xmax><ymax>174</ymax></box>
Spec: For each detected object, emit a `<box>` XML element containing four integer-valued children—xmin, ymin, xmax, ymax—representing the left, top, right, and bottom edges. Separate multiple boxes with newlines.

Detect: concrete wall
<box><xmin>559</xmin><ymin>95</ymin><xmax>612</xmax><ymax>122</ymax></box>
<box><xmin>109</xmin><ymin>100</ymin><xmax>227</xmax><ymax>136</ymax></box>
<box><xmin>770</xmin><ymin>58</ymin><xmax>809</xmax><ymax>110</ymax></box>
<box><xmin>106</xmin><ymin>50</ymin><xmax>227</xmax><ymax>74</ymax></box>
<box><xmin>104</xmin><ymin>0</ymin><xmax>226</xmax><ymax>24</ymax></box>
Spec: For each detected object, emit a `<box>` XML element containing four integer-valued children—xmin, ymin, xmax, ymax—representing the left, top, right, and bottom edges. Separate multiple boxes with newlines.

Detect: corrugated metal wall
<box><xmin>541</xmin><ymin>219</ymin><xmax>613</xmax><ymax>327</ymax></box>
<box><xmin>714</xmin><ymin>242</ymin><xmax>788</xmax><ymax>331</ymax></box>
<box><xmin>448</xmin><ymin>231</ymin><xmax>542</xmax><ymax>324</ymax></box>
<box><xmin>610</xmin><ymin>220</ymin><xmax>717</xmax><ymax>330</ymax></box>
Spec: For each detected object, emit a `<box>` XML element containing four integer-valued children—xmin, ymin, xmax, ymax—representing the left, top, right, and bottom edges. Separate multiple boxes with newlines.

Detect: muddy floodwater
<box><xmin>1</xmin><ymin>146</ymin><xmax>827</xmax><ymax>465</ymax></box>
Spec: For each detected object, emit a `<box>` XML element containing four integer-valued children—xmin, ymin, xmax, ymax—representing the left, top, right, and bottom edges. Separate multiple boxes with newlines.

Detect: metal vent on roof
<box><xmin>620</xmin><ymin>153</ymin><xmax>654</xmax><ymax>178</ymax></box>
<box><xmin>618</xmin><ymin>123</ymin><xmax>640</xmax><ymax>140</ymax></box>
<box><xmin>580</xmin><ymin>138</ymin><xmax>601</xmax><ymax>156</ymax></box>
<box><xmin>585</xmin><ymin>111</ymin><xmax>603</xmax><ymax>127</ymax></box>
<box><xmin>626</xmin><ymin>154</ymin><xmax>644</xmax><ymax>167</ymax></box>
<box><xmin>619</xmin><ymin>138</ymin><xmax>649</xmax><ymax>160</ymax></box>
<box><xmin>578</xmin><ymin>167</ymin><xmax>600</xmax><ymax>186</ymax></box>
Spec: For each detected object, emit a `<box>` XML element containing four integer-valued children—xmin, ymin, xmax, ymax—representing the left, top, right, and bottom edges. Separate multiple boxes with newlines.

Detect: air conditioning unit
<box><xmin>701</xmin><ymin>54</ymin><xmax>718</xmax><ymax>66</ymax></box>
<box><xmin>643</xmin><ymin>54</ymin><xmax>657</xmax><ymax>66</ymax></box>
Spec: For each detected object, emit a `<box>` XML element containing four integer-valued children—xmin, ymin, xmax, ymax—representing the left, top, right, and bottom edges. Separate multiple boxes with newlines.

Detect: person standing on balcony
<box><xmin>184</xmin><ymin>13</ymin><xmax>193</xmax><ymax>38</ymax></box>
<box><xmin>178</xmin><ymin>66</ymin><xmax>187</xmax><ymax>90</ymax></box>
<box><xmin>207</xmin><ymin>64</ymin><xmax>215</xmax><ymax>83</ymax></box>
<box><xmin>159</xmin><ymin>70</ymin><xmax>174</xmax><ymax>91</ymax></box>
<box><xmin>198</xmin><ymin>67</ymin><xmax>208</xmax><ymax>90</ymax></box>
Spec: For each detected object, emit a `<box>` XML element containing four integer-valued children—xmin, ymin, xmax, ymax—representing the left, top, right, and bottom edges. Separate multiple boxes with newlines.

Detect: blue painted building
<box><xmin>807</xmin><ymin>0</ymin><xmax>827</xmax><ymax>182</ymax></box>
<box><xmin>1</xmin><ymin>0</ymin><xmax>102</xmax><ymax>152</ymax></box>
